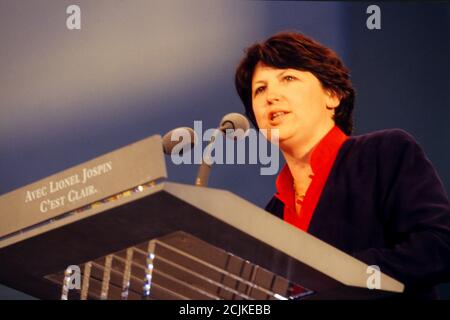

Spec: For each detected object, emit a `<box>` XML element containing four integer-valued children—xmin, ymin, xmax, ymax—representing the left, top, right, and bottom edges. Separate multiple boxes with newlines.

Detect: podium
<box><xmin>0</xmin><ymin>135</ymin><xmax>404</xmax><ymax>300</ymax></box>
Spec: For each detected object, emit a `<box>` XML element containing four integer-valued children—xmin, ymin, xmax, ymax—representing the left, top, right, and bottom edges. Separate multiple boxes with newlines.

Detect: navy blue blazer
<box><xmin>265</xmin><ymin>129</ymin><xmax>450</xmax><ymax>298</ymax></box>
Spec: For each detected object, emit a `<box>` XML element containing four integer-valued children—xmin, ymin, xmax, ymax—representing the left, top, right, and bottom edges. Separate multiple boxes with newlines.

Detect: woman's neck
<box><xmin>280</xmin><ymin>122</ymin><xmax>334</xmax><ymax>182</ymax></box>
<box><xmin>282</xmin><ymin>145</ymin><xmax>314</xmax><ymax>184</ymax></box>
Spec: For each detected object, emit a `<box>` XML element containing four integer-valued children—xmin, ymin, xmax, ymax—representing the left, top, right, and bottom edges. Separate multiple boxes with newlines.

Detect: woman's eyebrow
<box><xmin>253</xmin><ymin>70</ymin><xmax>291</xmax><ymax>85</ymax></box>
<box><xmin>277</xmin><ymin>70</ymin><xmax>290</xmax><ymax>79</ymax></box>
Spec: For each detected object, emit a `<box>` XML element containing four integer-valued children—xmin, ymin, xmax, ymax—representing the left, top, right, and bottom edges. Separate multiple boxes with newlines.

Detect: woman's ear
<box><xmin>325</xmin><ymin>90</ymin><xmax>341</xmax><ymax>110</ymax></box>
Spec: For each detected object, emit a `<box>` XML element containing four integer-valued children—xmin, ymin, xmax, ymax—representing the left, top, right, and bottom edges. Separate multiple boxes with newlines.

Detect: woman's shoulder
<box><xmin>337</xmin><ymin>128</ymin><xmax>427</xmax><ymax>169</ymax></box>
<box><xmin>346</xmin><ymin>128</ymin><xmax>422</xmax><ymax>153</ymax></box>
<box><xmin>351</xmin><ymin>128</ymin><xmax>417</xmax><ymax>143</ymax></box>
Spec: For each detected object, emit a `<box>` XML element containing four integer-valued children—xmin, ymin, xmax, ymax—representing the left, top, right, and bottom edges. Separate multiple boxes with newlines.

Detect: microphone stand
<box><xmin>195</xmin><ymin>122</ymin><xmax>233</xmax><ymax>187</ymax></box>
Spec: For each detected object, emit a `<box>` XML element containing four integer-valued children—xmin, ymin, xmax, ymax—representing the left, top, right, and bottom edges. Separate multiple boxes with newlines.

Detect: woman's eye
<box><xmin>284</xmin><ymin>75</ymin><xmax>295</xmax><ymax>81</ymax></box>
<box><xmin>254</xmin><ymin>86</ymin><xmax>266</xmax><ymax>95</ymax></box>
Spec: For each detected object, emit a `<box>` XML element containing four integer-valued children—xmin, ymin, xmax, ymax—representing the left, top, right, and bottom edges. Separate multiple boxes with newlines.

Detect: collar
<box><xmin>275</xmin><ymin>125</ymin><xmax>348</xmax><ymax>205</ymax></box>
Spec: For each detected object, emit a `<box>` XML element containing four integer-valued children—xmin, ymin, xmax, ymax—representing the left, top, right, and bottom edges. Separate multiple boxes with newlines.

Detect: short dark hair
<box><xmin>235</xmin><ymin>31</ymin><xmax>355</xmax><ymax>135</ymax></box>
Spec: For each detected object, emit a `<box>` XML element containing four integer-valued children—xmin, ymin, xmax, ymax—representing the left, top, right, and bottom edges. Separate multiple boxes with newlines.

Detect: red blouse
<box><xmin>274</xmin><ymin>126</ymin><xmax>348</xmax><ymax>232</ymax></box>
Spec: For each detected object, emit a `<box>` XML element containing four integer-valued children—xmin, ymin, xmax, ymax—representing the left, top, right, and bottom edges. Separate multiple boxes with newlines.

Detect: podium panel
<box><xmin>46</xmin><ymin>231</ymin><xmax>314</xmax><ymax>300</ymax></box>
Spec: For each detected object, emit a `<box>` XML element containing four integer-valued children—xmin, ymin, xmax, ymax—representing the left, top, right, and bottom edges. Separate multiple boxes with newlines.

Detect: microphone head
<box><xmin>162</xmin><ymin>127</ymin><xmax>197</xmax><ymax>155</ymax></box>
<box><xmin>219</xmin><ymin>113</ymin><xmax>250</xmax><ymax>139</ymax></box>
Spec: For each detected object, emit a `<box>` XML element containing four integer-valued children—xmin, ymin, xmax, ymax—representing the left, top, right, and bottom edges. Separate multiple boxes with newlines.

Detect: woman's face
<box><xmin>251</xmin><ymin>62</ymin><xmax>339</xmax><ymax>147</ymax></box>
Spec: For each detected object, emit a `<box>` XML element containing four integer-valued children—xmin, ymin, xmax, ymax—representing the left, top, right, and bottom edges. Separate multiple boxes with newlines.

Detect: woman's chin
<box><xmin>259</xmin><ymin>127</ymin><xmax>280</xmax><ymax>143</ymax></box>
<box><xmin>267</xmin><ymin>131</ymin><xmax>297</xmax><ymax>146</ymax></box>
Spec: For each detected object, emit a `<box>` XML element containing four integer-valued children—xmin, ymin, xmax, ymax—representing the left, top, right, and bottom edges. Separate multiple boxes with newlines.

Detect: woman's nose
<box><xmin>266</xmin><ymin>87</ymin><xmax>281</xmax><ymax>103</ymax></box>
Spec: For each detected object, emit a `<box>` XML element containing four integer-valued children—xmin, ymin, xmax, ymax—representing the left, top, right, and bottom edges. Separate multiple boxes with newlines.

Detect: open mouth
<box><xmin>269</xmin><ymin>111</ymin><xmax>290</xmax><ymax>122</ymax></box>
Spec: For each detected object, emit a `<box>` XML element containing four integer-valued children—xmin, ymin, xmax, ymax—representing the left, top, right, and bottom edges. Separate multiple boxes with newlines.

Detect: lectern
<box><xmin>0</xmin><ymin>135</ymin><xmax>404</xmax><ymax>299</ymax></box>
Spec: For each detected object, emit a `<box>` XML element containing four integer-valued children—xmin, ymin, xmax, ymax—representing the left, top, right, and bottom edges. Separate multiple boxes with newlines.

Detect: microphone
<box><xmin>219</xmin><ymin>112</ymin><xmax>250</xmax><ymax>138</ymax></box>
<box><xmin>162</xmin><ymin>127</ymin><xmax>197</xmax><ymax>155</ymax></box>
<box><xmin>195</xmin><ymin>113</ymin><xmax>250</xmax><ymax>187</ymax></box>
